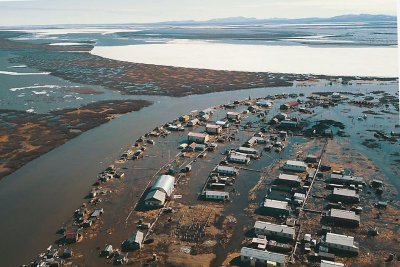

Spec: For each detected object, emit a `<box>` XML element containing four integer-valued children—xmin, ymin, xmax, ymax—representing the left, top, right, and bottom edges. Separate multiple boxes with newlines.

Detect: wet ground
<box><xmin>20</xmin><ymin>89</ymin><xmax>399</xmax><ymax>267</ymax></box>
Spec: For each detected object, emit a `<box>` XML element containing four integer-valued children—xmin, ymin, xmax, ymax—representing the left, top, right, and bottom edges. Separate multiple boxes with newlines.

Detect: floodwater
<box><xmin>0</xmin><ymin>82</ymin><xmax>398</xmax><ymax>266</ymax></box>
<box><xmin>91</xmin><ymin>40</ymin><xmax>398</xmax><ymax>77</ymax></box>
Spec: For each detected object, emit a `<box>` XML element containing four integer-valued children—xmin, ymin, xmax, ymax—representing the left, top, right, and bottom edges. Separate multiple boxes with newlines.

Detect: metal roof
<box><xmin>127</xmin><ymin>231</ymin><xmax>144</xmax><ymax>244</ymax></box>
<box><xmin>263</xmin><ymin>199</ymin><xmax>289</xmax><ymax>210</ymax></box>
<box><xmin>324</xmin><ymin>233</ymin><xmax>355</xmax><ymax>247</ymax></box>
<box><xmin>238</xmin><ymin>146</ymin><xmax>258</xmax><ymax>152</ymax></box>
<box><xmin>278</xmin><ymin>173</ymin><xmax>301</xmax><ymax>182</ymax></box>
<box><xmin>205</xmin><ymin>191</ymin><xmax>229</xmax><ymax>197</ymax></box>
<box><xmin>145</xmin><ymin>189</ymin><xmax>166</xmax><ymax>203</ymax></box>
<box><xmin>329</xmin><ymin>209</ymin><xmax>360</xmax><ymax>221</ymax></box>
<box><xmin>151</xmin><ymin>175</ymin><xmax>175</xmax><ymax>197</ymax></box>
<box><xmin>206</xmin><ymin>124</ymin><xmax>221</xmax><ymax>129</ymax></box>
<box><xmin>333</xmin><ymin>188</ymin><xmax>358</xmax><ymax>197</ymax></box>
<box><xmin>216</xmin><ymin>165</ymin><xmax>237</xmax><ymax>172</ymax></box>
<box><xmin>227</xmin><ymin>111</ymin><xmax>240</xmax><ymax>116</ymax></box>
<box><xmin>229</xmin><ymin>154</ymin><xmax>248</xmax><ymax>161</ymax></box>
<box><xmin>188</xmin><ymin>132</ymin><xmax>208</xmax><ymax>138</ymax></box>
<box><xmin>254</xmin><ymin>221</ymin><xmax>295</xmax><ymax>236</ymax></box>
<box><xmin>321</xmin><ymin>260</ymin><xmax>344</xmax><ymax>267</ymax></box>
<box><xmin>240</xmin><ymin>247</ymin><xmax>286</xmax><ymax>264</ymax></box>
<box><xmin>330</xmin><ymin>174</ymin><xmax>364</xmax><ymax>183</ymax></box>
<box><xmin>285</xmin><ymin>160</ymin><xmax>307</xmax><ymax>168</ymax></box>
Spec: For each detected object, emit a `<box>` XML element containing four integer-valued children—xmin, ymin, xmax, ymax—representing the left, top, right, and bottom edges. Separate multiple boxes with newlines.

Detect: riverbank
<box><xmin>0</xmin><ymin>99</ymin><xmax>151</xmax><ymax>179</ymax></box>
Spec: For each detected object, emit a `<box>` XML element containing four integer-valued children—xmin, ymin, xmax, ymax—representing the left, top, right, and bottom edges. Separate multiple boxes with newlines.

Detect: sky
<box><xmin>0</xmin><ymin>0</ymin><xmax>397</xmax><ymax>26</ymax></box>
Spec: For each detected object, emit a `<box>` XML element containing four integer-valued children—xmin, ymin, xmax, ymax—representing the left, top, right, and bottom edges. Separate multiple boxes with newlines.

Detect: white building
<box><xmin>216</xmin><ymin>120</ymin><xmax>230</xmax><ymax>128</ymax></box>
<box><xmin>206</xmin><ymin>124</ymin><xmax>222</xmax><ymax>134</ymax></box>
<box><xmin>145</xmin><ymin>175</ymin><xmax>175</xmax><ymax>208</ymax></box>
<box><xmin>188</xmin><ymin>132</ymin><xmax>209</xmax><ymax>144</ymax></box>
<box><xmin>261</xmin><ymin>199</ymin><xmax>290</xmax><ymax>216</ymax></box>
<box><xmin>283</xmin><ymin>160</ymin><xmax>308</xmax><ymax>172</ymax></box>
<box><xmin>277</xmin><ymin>173</ymin><xmax>301</xmax><ymax>187</ymax></box>
<box><xmin>215</xmin><ymin>165</ymin><xmax>239</xmax><ymax>176</ymax></box>
<box><xmin>321</xmin><ymin>233</ymin><xmax>359</xmax><ymax>254</ymax></box>
<box><xmin>204</xmin><ymin>190</ymin><xmax>229</xmax><ymax>201</ymax></box>
<box><xmin>321</xmin><ymin>260</ymin><xmax>344</xmax><ymax>267</ymax></box>
<box><xmin>256</xmin><ymin>100</ymin><xmax>273</xmax><ymax>107</ymax></box>
<box><xmin>187</xmin><ymin>118</ymin><xmax>200</xmax><ymax>127</ymax></box>
<box><xmin>240</xmin><ymin>247</ymin><xmax>286</xmax><ymax>267</ymax></box>
<box><xmin>329</xmin><ymin>188</ymin><xmax>360</xmax><ymax>203</ymax></box>
<box><xmin>254</xmin><ymin>221</ymin><xmax>295</xmax><ymax>240</ymax></box>
<box><xmin>227</xmin><ymin>111</ymin><xmax>241</xmax><ymax>120</ymax></box>
<box><xmin>228</xmin><ymin>153</ymin><xmax>250</xmax><ymax>164</ymax></box>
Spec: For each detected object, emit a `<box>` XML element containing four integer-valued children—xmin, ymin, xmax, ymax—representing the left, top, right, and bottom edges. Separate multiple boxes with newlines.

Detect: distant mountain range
<box><xmin>152</xmin><ymin>14</ymin><xmax>397</xmax><ymax>25</ymax></box>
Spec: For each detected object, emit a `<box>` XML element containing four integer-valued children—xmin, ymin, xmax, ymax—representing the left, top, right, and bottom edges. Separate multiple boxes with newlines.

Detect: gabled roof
<box><xmin>240</xmin><ymin>247</ymin><xmax>286</xmax><ymax>264</ymax></box>
<box><xmin>254</xmin><ymin>221</ymin><xmax>295</xmax><ymax>236</ymax></box>
<box><xmin>324</xmin><ymin>233</ymin><xmax>356</xmax><ymax>247</ymax></box>
<box><xmin>145</xmin><ymin>189</ymin><xmax>166</xmax><ymax>203</ymax></box>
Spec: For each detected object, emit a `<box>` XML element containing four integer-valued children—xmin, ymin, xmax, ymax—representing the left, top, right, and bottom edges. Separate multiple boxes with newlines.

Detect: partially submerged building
<box><xmin>206</xmin><ymin>124</ymin><xmax>222</xmax><ymax>134</ymax></box>
<box><xmin>254</xmin><ymin>221</ymin><xmax>295</xmax><ymax>240</ymax></box>
<box><xmin>240</xmin><ymin>247</ymin><xmax>287</xmax><ymax>267</ymax></box>
<box><xmin>188</xmin><ymin>132</ymin><xmax>209</xmax><ymax>144</ymax></box>
<box><xmin>226</xmin><ymin>111</ymin><xmax>241</xmax><ymax>121</ymax></box>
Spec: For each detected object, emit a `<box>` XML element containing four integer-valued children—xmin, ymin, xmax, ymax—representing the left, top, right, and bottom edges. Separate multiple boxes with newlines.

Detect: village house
<box><xmin>328</xmin><ymin>188</ymin><xmax>360</xmax><ymax>204</ymax></box>
<box><xmin>327</xmin><ymin>173</ymin><xmax>365</xmax><ymax>185</ymax></box>
<box><xmin>283</xmin><ymin>160</ymin><xmax>308</xmax><ymax>172</ymax></box>
<box><xmin>226</xmin><ymin>111</ymin><xmax>241</xmax><ymax>121</ymax></box>
<box><xmin>254</xmin><ymin>221</ymin><xmax>295</xmax><ymax>240</ymax></box>
<box><xmin>206</xmin><ymin>124</ymin><xmax>222</xmax><ymax>134</ymax></box>
<box><xmin>240</xmin><ymin>247</ymin><xmax>287</xmax><ymax>267</ymax></box>
<box><xmin>274</xmin><ymin>113</ymin><xmax>288</xmax><ymax>121</ymax></box>
<box><xmin>260</xmin><ymin>199</ymin><xmax>290</xmax><ymax>217</ymax></box>
<box><xmin>187</xmin><ymin>118</ymin><xmax>200</xmax><ymax>127</ymax></box>
<box><xmin>215</xmin><ymin>165</ymin><xmax>239</xmax><ymax>176</ymax></box>
<box><xmin>122</xmin><ymin>231</ymin><xmax>144</xmax><ymax>250</ymax></box>
<box><xmin>276</xmin><ymin>173</ymin><xmax>301</xmax><ymax>187</ymax></box>
<box><xmin>188</xmin><ymin>132</ymin><xmax>209</xmax><ymax>144</ymax></box>
<box><xmin>321</xmin><ymin>260</ymin><xmax>344</xmax><ymax>267</ymax></box>
<box><xmin>228</xmin><ymin>153</ymin><xmax>250</xmax><ymax>164</ymax></box>
<box><xmin>320</xmin><ymin>233</ymin><xmax>359</xmax><ymax>255</ymax></box>
<box><xmin>204</xmin><ymin>190</ymin><xmax>230</xmax><ymax>201</ymax></box>
<box><xmin>322</xmin><ymin>208</ymin><xmax>360</xmax><ymax>227</ymax></box>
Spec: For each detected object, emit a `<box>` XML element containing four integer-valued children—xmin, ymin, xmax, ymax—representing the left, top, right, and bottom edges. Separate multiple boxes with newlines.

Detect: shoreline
<box><xmin>0</xmin><ymin>99</ymin><xmax>152</xmax><ymax>180</ymax></box>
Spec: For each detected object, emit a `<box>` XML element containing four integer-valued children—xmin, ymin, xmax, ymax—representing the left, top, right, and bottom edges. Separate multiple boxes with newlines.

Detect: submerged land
<box><xmin>26</xmin><ymin>89</ymin><xmax>399</xmax><ymax>267</ymax></box>
<box><xmin>0</xmin><ymin>100</ymin><xmax>151</xmax><ymax>179</ymax></box>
